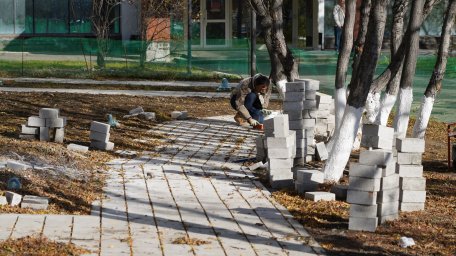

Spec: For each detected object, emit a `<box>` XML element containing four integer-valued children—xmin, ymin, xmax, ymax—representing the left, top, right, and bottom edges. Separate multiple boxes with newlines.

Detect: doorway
<box><xmin>191</xmin><ymin>0</ymin><xmax>230</xmax><ymax>48</ymax></box>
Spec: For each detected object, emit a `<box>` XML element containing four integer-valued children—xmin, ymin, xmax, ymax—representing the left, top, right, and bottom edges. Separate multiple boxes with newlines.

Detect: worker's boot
<box><xmin>234</xmin><ymin>113</ymin><xmax>249</xmax><ymax>127</ymax></box>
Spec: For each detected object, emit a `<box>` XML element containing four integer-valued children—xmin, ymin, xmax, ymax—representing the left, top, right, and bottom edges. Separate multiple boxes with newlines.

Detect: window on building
<box><xmin>34</xmin><ymin>0</ymin><xmax>69</xmax><ymax>33</ymax></box>
<box><xmin>70</xmin><ymin>0</ymin><xmax>92</xmax><ymax>33</ymax></box>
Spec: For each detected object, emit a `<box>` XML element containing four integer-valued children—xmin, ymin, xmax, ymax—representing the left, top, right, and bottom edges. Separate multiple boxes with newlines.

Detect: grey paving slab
<box><xmin>42</xmin><ymin>215</ymin><xmax>73</xmax><ymax>243</ymax></box>
<box><xmin>10</xmin><ymin>215</ymin><xmax>45</xmax><ymax>239</ymax></box>
<box><xmin>72</xmin><ymin>215</ymin><xmax>100</xmax><ymax>255</ymax></box>
<box><xmin>0</xmin><ymin>215</ymin><xmax>18</xmax><ymax>240</ymax></box>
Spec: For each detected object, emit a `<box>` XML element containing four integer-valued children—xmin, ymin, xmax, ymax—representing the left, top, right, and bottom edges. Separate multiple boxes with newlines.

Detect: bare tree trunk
<box><xmin>413</xmin><ymin>0</ymin><xmax>456</xmax><ymax>138</ymax></box>
<box><xmin>350</xmin><ymin>0</ymin><xmax>371</xmax><ymax>88</ymax></box>
<box><xmin>394</xmin><ymin>0</ymin><xmax>425</xmax><ymax>138</ymax></box>
<box><xmin>249</xmin><ymin>0</ymin><xmax>299</xmax><ymax>84</ymax></box>
<box><xmin>324</xmin><ymin>0</ymin><xmax>389</xmax><ymax>182</ymax></box>
<box><xmin>334</xmin><ymin>0</ymin><xmax>357</xmax><ymax>132</ymax></box>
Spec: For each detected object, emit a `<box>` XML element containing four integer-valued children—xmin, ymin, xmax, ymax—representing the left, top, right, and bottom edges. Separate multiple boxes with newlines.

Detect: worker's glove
<box><xmin>248</xmin><ymin>118</ymin><xmax>260</xmax><ymax>126</ymax></box>
<box><xmin>261</xmin><ymin>109</ymin><xmax>272</xmax><ymax>116</ymax></box>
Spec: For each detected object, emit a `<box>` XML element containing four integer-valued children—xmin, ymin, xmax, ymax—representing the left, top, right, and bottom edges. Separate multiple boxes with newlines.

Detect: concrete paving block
<box><xmin>400</xmin><ymin>177</ymin><xmax>426</xmax><ymax>191</ymax></box>
<box><xmin>27</xmin><ymin>116</ymin><xmax>45</xmax><ymax>127</ymax></box>
<box><xmin>349</xmin><ymin>217</ymin><xmax>378</xmax><ymax>232</ymax></box>
<box><xmin>45</xmin><ymin>118</ymin><xmax>64</xmax><ymax>128</ymax></box>
<box><xmin>266</xmin><ymin>133</ymin><xmax>295</xmax><ymax>148</ymax></box>
<box><xmin>303</xmin><ymin>118</ymin><xmax>316</xmax><ymax>128</ymax></box>
<box><xmin>316</xmin><ymin>93</ymin><xmax>333</xmax><ymax>104</ymax></box>
<box><xmin>400</xmin><ymin>190</ymin><xmax>426</xmax><ymax>203</ymax></box>
<box><xmin>349</xmin><ymin>176</ymin><xmax>381</xmax><ymax>191</ymax></box>
<box><xmin>284</xmin><ymin>91</ymin><xmax>306</xmax><ymax>101</ymax></box>
<box><xmin>178</xmin><ymin>111</ymin><xmax>188</xmax><ymax>120</ymax></box>
<box><xmin>396</xmin><ymin>164</ymin><xmax>423</xmax><ymax>177</ymax></box>
<box><xmin>296</xmin><ymin>169</ymin><xmax>324</xmax><ymax>184</ymax></box>
<box><xmin>315</xmin><ymin>142</ymin><xmax>328</xmax><ymax>161</ymax></box>
<box><xmin>263</xmin><ymin>114</ymin><xmax>289</xmax><ymax>137</ymax></box>
<box><xmin>269</xmin><ymin>170</ymin><xmax>294</xmax><ymax>189</ymax></box>
<box><xmin>381</xmin><ymin>174</ymin><xmax>399</xmax><ymax>190</ymax></box>
<box><xmin>5</xmin><ymin>191</ymin><xmax>22</xmax><ymax>206</ymax></box>
<box><xmin>305</xmin><ymin>192</ymin><xmax>335</xmax><ymax>202</ymax></box>
<box><xmin>138</xmin><ymin>112</ymin><xmax>156</xmax><ymax>121</ymax></box>
<box><xmin>315</xmin><ymin>123</ymin><xmax>328</xmax><ymax>136</ymax></box>
<box><xmin>361</xmin><ymin>135</ymin><xmax>393</xmax><ymax>150</ymax></box>
<box><xmin>267</xmin><ymin>146</ymin><xmax>294</xmax><ymax>159</ymax></box>
<box><xmin>298</xmin><ymin>79</ymin><xmax>320</xmax><ymax>91</ymax></box>
<box><xmin>295</xmin><ymin>182</ymin><xmax>319</xmax><ymax>194</ymax></box>
<box><xmin>317</xmin><ymin>102</ymin><xmax>331</xmax><ymax>111</ymax></box>
<box><xmin>129</xmin><ymin>106</ymin><xmax>144</xmax><ymax>115</ymax></box>
<box><xmin>90</xmin><ymin>141</ymin><xmax>115</xmax><ymax>151</ymax></box>
<box><xmin>39</xmin><ymin>108</ymin><xmax>59</xmax><ymax>119</ymax></box>
<box><xmin>359</xmin><ymin>149</ymin><xmax>393</xmax><ymax>166</ymax></box>
<box><xmin>62</xmin><ymin>116</ymin><xmax>67</xmax><ymax>126</ymax></box>
<box><xmin>21</xmin><ymin>195</ymin><xmax>49</xmax><ymax>210</ymax></box>
<box><xmin>285</xmin><ymin>81</ymin><xmax>306</xmax><ymax>92</ymax></box>
<box><xmin>39</xmin><ymin>127</ymin><xmax>50</xmax><ymax>141</ymax></box>
<box><xmin>349</xmin><ymin>163</ymin><xmax>383</xmax><ymax>178</ymax></box>
<box><xmin>67</xmin><ymin>144</ymin><xmax>89</xmax><ymax>153</ymax></box>
<box><xmin>283</xmin><ymin>101</ymin><xmax>304</xmax><ymax>112</ymax></box>
<box><xmin>305</xmin><ymin>90</ymin><xmax>317</xmax><ymax>100</ymax></box>
<box><xmin>330</xmin><ymin>184</ymin><xmax>348</xmax><ymax>200</ymax></box>
<box><xmin>396</xmin><ymin>138</ymin><xmax>425</xmax><ymax>153</ymax></box>
<box><xmin>347</xmin><ymin>190</ymin><xmax>377</xmax><ymax>205</ymax></box>
<box><xmin>90</xmin><ymin>121</ymin><xmax>110</xmax><ymax>134</ymax></box>
<box><xmin>89</xmin><ymin>131</ymin><xmax>110</xmax><ymax>142</ymax></box>
<box><xmin>377</xmin><ymin>188</ymin><xmax>400</xmax><ymax>203</ymax></box>
<box><xmin>362</xmin><ymin>124</ymin><xmax>394</xmax><ymax>139</ymax></box>
<box><xmin>283</xmin><ymin>110</ymin><xmax>302</xmax><ymax>120</ymax></box>
<box><xmin>54</xmin><ymin>128</ymin><xmax>64</xmax><ymax>143</ymax></box>
<box><xmin>268</xmin><ymin>158</ymin><xmax>293</xmax><ymax>170</ymax></box>
<box><xmin>21</xmin><ymin>125</ymin><xmax>39</xmax><ymax>135</ymax></box>
<box><xmin>316</xmin><ymin>110</ymin><xmax>331</xmax><ymax>118</ymax></box>
<box><xmin>0</xmin><ymin>196</ymin><xmax>7</xmax><ymax>206</ymax></box>
<box><xmin>303</xmin><ymin>100</ymin><xmax>317</xmax><ymax>110</ymax></box>
<box><xmin>171</xmin><ymin>111</ymin><xmax>182</xmax><ymax>119</ymax></box>
<box><xmin>377</xmin><ymin>201</ymin><xmax>399</xmax><ymax>216</ymax></box>
<box><xmin>397</xmin><ymin>152</ymin><xmax>422</xmax><ymax>165</ymax></box>
<box><xmin>349</xmin><ymin>204</ymin><xmax>378</xmax><ymax>217</ymax></box>
<box><xmin>7</xmin><ymin>161</ymin><xmax>29</xmax><ymax>171</ymax></box>
<box><xmin>302</xmin><ymin>109</ymin><xmax>318</xmax><ymax>119</ymax></box>
<box><xmin>19</xmin><ymin>134</ymin><xmax>36</xmax><ymax>140</ymax></box>
<box><xmin>378</xmin><ymin>213</ymin><xmax>399</xmax><ymax>224</ymax></box>
<box><xmin>400</xmin><ymin>202</ymin><xmax>425</xmax><ymax>212</ymax></box>
<box><xmin>289</xmin><ymin>120</ymin><xmax>304</xmax><ymax>130</ymax></box>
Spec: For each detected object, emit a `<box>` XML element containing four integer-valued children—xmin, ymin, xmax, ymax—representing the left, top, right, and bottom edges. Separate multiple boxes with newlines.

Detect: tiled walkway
<box><xmin>0</xmin><ymin>116</ymin><xmax>323</xmax><ymax>255</ymax></box>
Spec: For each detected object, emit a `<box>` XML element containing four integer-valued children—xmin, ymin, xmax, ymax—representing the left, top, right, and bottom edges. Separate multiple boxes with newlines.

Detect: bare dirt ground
<box><xmin>0</xmin><ymin>91</ymin><xmax>454</xmax><ymax>255</ymax></box>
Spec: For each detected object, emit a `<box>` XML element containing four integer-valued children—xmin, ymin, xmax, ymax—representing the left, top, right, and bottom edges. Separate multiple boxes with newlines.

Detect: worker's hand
<box><xmin>261</xmin><ymin>109</ymin><xmax>272</xmax><ymax>116</ymax></box>
<box><xmin>248</xmin><ymin>118</ymin><xmax>260</xmax><ymax>126</ymax></box>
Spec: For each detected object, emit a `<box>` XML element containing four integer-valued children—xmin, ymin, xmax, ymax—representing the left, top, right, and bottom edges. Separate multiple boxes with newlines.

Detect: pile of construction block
<box><xmin>90</xmin><ymin>121</ymin><xmax>114</xmax><ymax>151</ymax></box>
<box><xmin>315</xmin><ymin>93</ymin><xmax>336</xmax><ymax>137</ymax></box>
<box><xmin>0</xmin><ymin>191</ymin><xmax>49</xmax><ymax>210</ymax></box>
<box><xmin>20</xmin><ymin>108</ymin><xmax>67</xmax><ymax>143</ymax></box>
<box><xmin>396</xmin><ymin>138</ymin><xmax>426</xmax><ymax>212</ymax></box>
<box><xmin>263</xmin><ymin>114</ymin><xmax>296</xmax><ymax>189</ymax></box>
<box><xmin>282</xmin><ymin>80</ymin><xmax>307</xmax><ymax>165</ymax></box>
<box><xmin>347</xmin><ymin>124</ymin><xmax>399</xmax><ymax>232</ymax></box>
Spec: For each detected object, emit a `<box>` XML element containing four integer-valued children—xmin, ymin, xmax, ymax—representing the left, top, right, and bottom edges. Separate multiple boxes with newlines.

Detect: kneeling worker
<box><xmin>230</xmin><ymin>74</ymin><xmax>273</xmax><ymax>129</ymax></box>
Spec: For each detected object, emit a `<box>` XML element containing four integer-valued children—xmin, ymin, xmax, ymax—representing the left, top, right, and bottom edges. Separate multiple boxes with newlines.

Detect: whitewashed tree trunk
<box><xmin>324</xmin><ymin>106</ymin><xmax>363</xmax><ymax>181</ymax></box>
<box><xmin>376</xmin><ymin>93</ymin><xmax>397</xmax><ymax>125</ymax></box>
<box><xmin>412</xmin><ymin>96</ymin><xmax>434</xmax><ymax>138</ymax></box>
<box><xmin>324</xmin><ymin>0</ymin><xmax>388</xmax><ymax>182</ymax></box>
<box><xmin>335</xmin><ymin>87</ymin><xmax>347</xmax><ymax>131</ymax></box>
<box><xmin>412</xmin><ymin>0</ymin><xmax>456</xmax><ymax>138</ymax></box>
<box><xmin>393</xmin><ymin>87</ymin><xmax>413</xmax><ymax>138</ymax></box>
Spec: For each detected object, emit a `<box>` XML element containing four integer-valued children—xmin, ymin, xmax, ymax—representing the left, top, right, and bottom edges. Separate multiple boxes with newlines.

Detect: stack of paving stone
<box><xmin>20</xmin><ymin>108</ymin><xmax>67</xmax><ymax>143</ymax></box>
<box><xmin>396</xmin><ymin>138</ymin><xmax>426</xmax><ymax>212</ymax></box>
<box><xmin>300</xmin><ymin>79</ymin><xmax>320</xmax><ymax>163</ymax></box>
<box><xmin>294</xmin><ymin>168</ymin><xmax>324</xmax><ymax>194</ymax></box>
<box><xmin>263</xmin><ymin>114</ymin><xmax>296</xmax><ymax>189</ymax></box>
<box><xmin>255</xmin><ymin>135</ymin><xmax>267</xmax><ymax>162</ymax></box>
<box><xmin>348</xmin><ymin>124</ymin><xmax>399</xmax><ymax>232</ymax></box>
<box><xmin>315</xmin><ymin>93</ymin><xmax>336</xmax><ymax>137</ymax></box>
<box><xmin>282</xmin><ymin>80</ymin><xmax>306</xmax><ymax>165</ymax></box>
<box><xmin>90</xmin><ymin>121</ymin><xmax>114</xmax><ymax>151</ymax></box>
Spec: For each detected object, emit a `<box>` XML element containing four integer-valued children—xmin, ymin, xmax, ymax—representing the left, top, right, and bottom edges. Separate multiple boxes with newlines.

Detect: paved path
<box><xmin>1</xmin><ymin>77</ymin><xmax>239</xmax><ymax>88</ymax></box>
<box><xmin>0</xmin><ymin>116</ymin><xmax>323</xmax><ymax>255</ymax></box>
